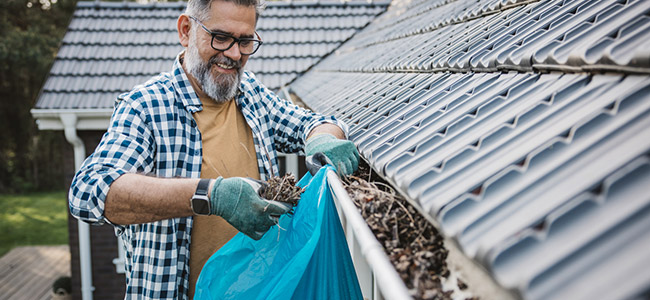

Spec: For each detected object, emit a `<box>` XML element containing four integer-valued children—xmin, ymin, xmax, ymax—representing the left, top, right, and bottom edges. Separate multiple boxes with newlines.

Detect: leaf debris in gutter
<box><xmin>343</xmin><ymin>161</ymin><xmax>477</xmax><ymax>300</ymax></box>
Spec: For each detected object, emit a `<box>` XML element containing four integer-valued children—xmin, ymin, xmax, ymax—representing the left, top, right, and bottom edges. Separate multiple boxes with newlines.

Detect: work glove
<box><xmin>305</xmin><ymin>133</ymin><xmax>359</xmax><ymax>176</ymax></box>
<box><xmin>210</xmin><ymin>177</ymin><xmax>291</xmax><ymax>240</ymax></box>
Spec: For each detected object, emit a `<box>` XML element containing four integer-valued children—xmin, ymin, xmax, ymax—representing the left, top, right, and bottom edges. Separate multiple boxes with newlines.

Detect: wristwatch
<box><xmin>191</xmin><ymin>178</ymin><xmax>211</xmax><ymax>215</ymax></box>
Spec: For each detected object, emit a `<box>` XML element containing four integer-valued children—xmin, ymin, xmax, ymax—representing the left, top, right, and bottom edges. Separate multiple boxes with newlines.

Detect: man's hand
<box><xmin>209</xmin><ymin>177</ymin><xmax>291</xmax><ymax>240</ymax></box>
<box><xmin>305</xmin><ymin>133</ymin><xmax>359</xmax><ymax>175</ymax></box>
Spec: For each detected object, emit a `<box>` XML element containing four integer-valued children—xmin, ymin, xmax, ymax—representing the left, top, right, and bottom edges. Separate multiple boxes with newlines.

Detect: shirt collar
<box><xmin>171</xmin><ymin>51</ymin><xmax>203</xmax><ymax>113</ymax></box>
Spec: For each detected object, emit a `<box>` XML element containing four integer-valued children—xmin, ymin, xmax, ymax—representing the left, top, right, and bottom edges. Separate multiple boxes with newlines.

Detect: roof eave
<box><xmin>31</xmin><ymin>108</ymin><xmax>113</xmax><ymax>131</ymax></box>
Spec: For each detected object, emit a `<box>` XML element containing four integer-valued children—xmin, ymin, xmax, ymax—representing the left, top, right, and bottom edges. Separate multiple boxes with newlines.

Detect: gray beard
<box><xmin>185</xmin><ymin>43</ymin><xmax>243</xmax><ymax>103</ymax></box>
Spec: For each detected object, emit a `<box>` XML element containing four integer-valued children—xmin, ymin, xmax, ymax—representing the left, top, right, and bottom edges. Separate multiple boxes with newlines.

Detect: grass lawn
<box><xmin>0</xmin><ymin>191</ymin><xmax>69</xmax><ymax>257</ymax></box>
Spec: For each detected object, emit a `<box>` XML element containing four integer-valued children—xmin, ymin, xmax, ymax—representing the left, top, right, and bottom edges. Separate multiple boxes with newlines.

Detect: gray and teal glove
<box><xmin>305</xmin><ymin>133</ymin><xmax>359</xmax><ymax>175</ymax></box>
<box><xmin>210</xmin><ymin>177</ymin><xmax>291</xmax><ymax>240</ymax></box>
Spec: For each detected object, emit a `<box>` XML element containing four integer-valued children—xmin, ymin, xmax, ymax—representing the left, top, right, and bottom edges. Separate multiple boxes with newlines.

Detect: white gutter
<box><xmin>60</xmin><ymin>113</ymin><xmax>95</xmax><ymax>300</ymax></box>
<box><xmin>338</xmin><ymin>167</ymin><xmax>517</xmax><ymax>299</ymax></box>
<box><xmin>31</xmin><ymin>108</ymin><xmax>112</xmax><ymax>130</ymax></box>
<box><xmin>326</xmin><ymin>170</ymin><xmax>413</xmax><ymax>300</ymax></box>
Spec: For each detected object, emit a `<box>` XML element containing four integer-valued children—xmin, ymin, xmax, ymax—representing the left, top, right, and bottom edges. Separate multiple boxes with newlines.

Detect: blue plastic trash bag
<box><xmin>194</xmin><ymin>166</ymin><xmax>363</xmax><ymax>300</ymax></box>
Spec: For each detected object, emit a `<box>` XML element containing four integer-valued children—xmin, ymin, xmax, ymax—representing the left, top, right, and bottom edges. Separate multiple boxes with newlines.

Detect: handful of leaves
<box><xmin>262</xmin><ymin>174</ymin><xmax>304</xmax><ymax>206</ymax></box>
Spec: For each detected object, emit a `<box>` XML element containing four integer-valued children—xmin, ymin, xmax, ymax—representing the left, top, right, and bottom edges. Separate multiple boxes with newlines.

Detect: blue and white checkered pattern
<box><xmin>68</xmin><ymin>52</ymin><xmax>347</xmax><ymax>299</ymax></box>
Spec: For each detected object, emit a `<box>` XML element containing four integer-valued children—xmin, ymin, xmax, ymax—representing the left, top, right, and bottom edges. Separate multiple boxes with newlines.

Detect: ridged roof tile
<box><xmin>291</xmin><ymin>0</ymin><xmax>650</xmax><ymax>298</ymax></box>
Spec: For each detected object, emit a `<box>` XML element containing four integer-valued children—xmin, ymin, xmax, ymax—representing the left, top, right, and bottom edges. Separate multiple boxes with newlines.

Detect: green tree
<box><xmin>0</xmin><ymin>0</ymin><xmax>186</xmax><ymax>192</ymax></box>
<box><xmin>0</xmin><ymin>0</ymin><xmax>77</xmax><ymax>192</ymax></box>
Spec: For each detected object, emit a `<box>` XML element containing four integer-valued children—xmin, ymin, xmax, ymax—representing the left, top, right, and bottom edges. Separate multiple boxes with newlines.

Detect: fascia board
<box><xmin>31</xmin><ymin>108</ymin><xmax>113</xmax><ymax>131</ymax></box>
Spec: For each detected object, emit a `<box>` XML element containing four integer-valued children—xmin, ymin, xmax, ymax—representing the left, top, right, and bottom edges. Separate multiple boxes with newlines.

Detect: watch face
<box><xmin>192</xmin><ymin>198</ymin><xmax>210</xmax><ymax>215</ymax></box>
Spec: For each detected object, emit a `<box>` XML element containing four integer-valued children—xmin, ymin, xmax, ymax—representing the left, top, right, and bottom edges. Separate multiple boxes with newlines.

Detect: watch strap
<box><xmin>195</xmin><ymin>178</ymin><xmax>211</xmax><ymax>196</ymax></box>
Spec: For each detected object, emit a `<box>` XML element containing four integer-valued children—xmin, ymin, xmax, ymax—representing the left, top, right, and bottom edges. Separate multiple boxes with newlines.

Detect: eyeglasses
<box><xmin>189</xmin><ymin>15</ymin><xmax>263</xmax><ymax>55</ymax></box>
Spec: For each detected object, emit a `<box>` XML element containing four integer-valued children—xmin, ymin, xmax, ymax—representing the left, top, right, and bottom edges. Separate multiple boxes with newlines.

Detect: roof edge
<box><xmin>31</xmin><ymin>108</ymin><xmax>113</xmax><ymax>131</ymax></box>
<box><xmin>31</xmin><ymin>108</ymin><xmax>114</xmax><ymax>115</ymax></box>
<box><xmin>76</xmin><ymin>0</ymin><xmax>391</xmax><ymax>9</ymax></box>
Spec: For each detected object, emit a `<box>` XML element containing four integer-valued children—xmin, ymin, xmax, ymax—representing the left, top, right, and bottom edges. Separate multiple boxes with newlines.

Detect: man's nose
<box><xmin>223</xmin><ymin>43</ymin><xmax>242</xmax><ymax>62</ymax></box>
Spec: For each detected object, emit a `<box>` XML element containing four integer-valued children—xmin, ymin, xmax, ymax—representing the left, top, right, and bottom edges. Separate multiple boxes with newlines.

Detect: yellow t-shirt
<box><xmin>188</xmin><ymin>95</ymin><xmax>260</xmax><ymax>298</ymax></box>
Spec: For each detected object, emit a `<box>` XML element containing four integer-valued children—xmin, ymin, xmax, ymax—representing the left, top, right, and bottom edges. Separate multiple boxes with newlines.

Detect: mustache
<box><xmin>208</xmin><ymin>55</ymin><xmax>241</xmax><ymax>70</ymax></box>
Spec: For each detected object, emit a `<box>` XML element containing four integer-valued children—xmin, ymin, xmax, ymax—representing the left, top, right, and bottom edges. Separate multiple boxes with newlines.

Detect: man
<box><xmin>68</xmin><ymin>0</ymin><xmax>359</xmax><ymax>298</ymax></box>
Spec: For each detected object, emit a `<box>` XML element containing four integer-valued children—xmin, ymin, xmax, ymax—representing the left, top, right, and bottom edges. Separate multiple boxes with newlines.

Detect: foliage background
<box><xmin>0</xmin><ymin>0</ymin><xmax>194</xmax><ymax>194</ymax></box>
<box><xmin>0</xmin><ymin>0</ymin><xmax>78</xmax><ymax>193</ymax></box>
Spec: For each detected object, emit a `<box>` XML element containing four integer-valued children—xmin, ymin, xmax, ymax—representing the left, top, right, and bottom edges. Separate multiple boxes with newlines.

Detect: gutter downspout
<box><xmin>61</xmin><ymin>113</ymin><xmax>94</xmax><ymax>300</ymax></box>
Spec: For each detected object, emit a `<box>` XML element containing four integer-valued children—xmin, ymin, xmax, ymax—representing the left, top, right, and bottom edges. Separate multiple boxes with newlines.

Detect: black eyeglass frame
<box><xmin>188</xmin><ymin>15</ymin><xmax>263</xmax><ymax>55</ymax></box>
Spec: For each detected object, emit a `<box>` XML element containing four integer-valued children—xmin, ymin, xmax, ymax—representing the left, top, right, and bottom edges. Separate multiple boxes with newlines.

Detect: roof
<box><xmin>34</xmin><ymin>0</ymin><xmax>389</xmax><ymax>110</ymax></box>
<box><xmin>290</xmin><ymin>0</ymin><xmax>650</xmax><ymax>299</ymax></box>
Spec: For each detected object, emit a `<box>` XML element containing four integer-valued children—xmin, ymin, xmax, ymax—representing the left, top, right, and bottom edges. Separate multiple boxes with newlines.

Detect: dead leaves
<box><xmin>343</xmin><ymin>163</ymin><xmax>453</xmax><ymax>300</ymax></box>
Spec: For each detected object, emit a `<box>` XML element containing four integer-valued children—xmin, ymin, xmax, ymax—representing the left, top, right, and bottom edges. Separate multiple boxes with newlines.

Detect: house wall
<box><xmin>65</xmin><ymin>130</ymin><xmax>126</xmax><ymax>300</ymax></box>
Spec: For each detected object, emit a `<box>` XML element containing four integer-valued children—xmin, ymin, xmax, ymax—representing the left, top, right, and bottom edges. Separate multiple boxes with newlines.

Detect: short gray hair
<box><xmin>186</xmin><ymin>0</ymin><xmax>264</xmax><ymax>23</ymax></box>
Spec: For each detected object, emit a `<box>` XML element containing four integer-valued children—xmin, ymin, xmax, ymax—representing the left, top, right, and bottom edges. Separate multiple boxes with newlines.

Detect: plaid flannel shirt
<box><xmin>68</xmin><ymin>53</ymin><xmax>347</xmax><ymax>299</ymax></box>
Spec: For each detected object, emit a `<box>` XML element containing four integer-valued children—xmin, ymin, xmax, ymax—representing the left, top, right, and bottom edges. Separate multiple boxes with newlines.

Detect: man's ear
<box><xmin>178</xmin><ymin>14</ymin><xmax>191</xmax><ymax>48</ymax></box>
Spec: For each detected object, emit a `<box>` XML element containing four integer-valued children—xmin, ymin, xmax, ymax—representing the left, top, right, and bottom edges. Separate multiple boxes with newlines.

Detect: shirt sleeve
<box><xmin>244</xmin><ymin>72</ymin><xmax>349</xmax><ymax>154</ymax></box>
<box><xmin>68</xmin><ymin>95</ymin><xmax>155</xmax><ymax>229</ymax></box>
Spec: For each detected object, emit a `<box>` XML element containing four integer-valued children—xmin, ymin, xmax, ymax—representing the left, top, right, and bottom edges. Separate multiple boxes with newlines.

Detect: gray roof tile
<box><xmin>294</xmin><ymin>70</ymin><xmax>650</xmax><ymax>300</ymax></box>
<box><xmin>325</xmin><ymin>0</ymin><xmax>650</xmax><ymax>74</ymax></box>
<box><xmin>290</xmin><ymin>0</ymin><xmax>650</xmax><ymax>298</ymax></box>
<box><xmin>35</xmin><ymin>0</ymin><xmax>389</xmax><ymax>109</ymax></box>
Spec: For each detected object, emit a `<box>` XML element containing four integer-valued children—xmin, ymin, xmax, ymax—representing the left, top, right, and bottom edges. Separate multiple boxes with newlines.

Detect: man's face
<box><xmin>184</xmin><ymin>1</ymin><xmax>257</xmax><ymax>102</ymax></box>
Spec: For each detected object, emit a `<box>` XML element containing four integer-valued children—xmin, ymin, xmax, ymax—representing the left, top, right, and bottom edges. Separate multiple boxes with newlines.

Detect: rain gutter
<box><xmin>325</xmin><ymin>167</ymin><xmax>517</xmax><ymax>299</ymax></box>
<box><xmin>31</xmin><ymin>109</ymin><xmax>113</xmax><ymax>130</ymax></box>
<box><xmin>326</xmin><ymin>169</ymin><xmax>413</xmax><ymax>300</ymax></box>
